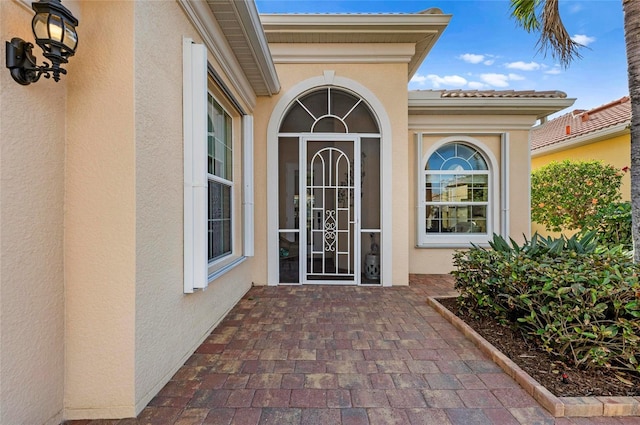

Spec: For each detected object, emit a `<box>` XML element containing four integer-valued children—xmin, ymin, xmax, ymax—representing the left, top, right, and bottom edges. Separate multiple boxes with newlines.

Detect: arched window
<box><xmin>279</xmin><ymin>87</ymin><xmax>379</xmax><ymax>134</ymax></box>
<box><xmin>421</xmin><ymin>142</ymin><xmax>491</xmax><ymax>242</ymax></box>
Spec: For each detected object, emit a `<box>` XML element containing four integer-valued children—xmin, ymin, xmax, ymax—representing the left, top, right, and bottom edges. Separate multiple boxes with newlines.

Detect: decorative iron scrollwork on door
<box><xmin>324</xmin><ymin>210</ymin><xmax>336</xmax><ymax>251</ymax></box>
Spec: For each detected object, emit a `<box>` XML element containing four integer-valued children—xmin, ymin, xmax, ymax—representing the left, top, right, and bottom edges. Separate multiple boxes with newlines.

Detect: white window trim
<box><xmin>416</xmin><ymin>134</ymin><xmax>499</xmax><ymax>248</ymax></box>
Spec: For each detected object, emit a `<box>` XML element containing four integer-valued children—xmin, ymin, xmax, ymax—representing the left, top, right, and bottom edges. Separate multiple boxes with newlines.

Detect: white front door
<box><xmin>302</xmin><ymin>137</ymin><xmax>360</xmax><ymax>284</ymax></box>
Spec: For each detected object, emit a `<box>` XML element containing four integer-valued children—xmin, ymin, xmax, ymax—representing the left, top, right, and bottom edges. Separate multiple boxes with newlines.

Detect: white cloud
<box><xmin>459</xmin><ymin>53</ymin><xmax>485</xmax><ymax>64</ymax></box>
<box><xmin>468</xmin><ymin>81</ymin><xmax>487</xmax><ymax>90</ymax></box>
<box><xmin>545</xmin><ymin>65</ymin><xmax>562</xmax><ymax>75</ymax></box>
<box><xmin>480</xmin><ymin>73</ymin><xmax>510</xmax><ymax>87</ymax></box>
<box><xmin>572</xmin><ymin>34</ymin><xmax>596</xmax><ymax>46</ymax></box>
<box><xmin>410</xmin><ymin>73</ymin><xmax>428</xmax><ymax>85</ymax></box>
<box><xmin>483</xmin><ymin>59</ymin><xmax>495</xmax><ymax>66</ymax></box>
<box><xmin>508</xmin><ymin>73</ymin><xmax>525</xmax><ymax>81</ymax></box>
<box><xmin>505</xmin><ymin>61</ymin><xmax>542</xmax><ymax>71</ymax></box>
<box><xmin>426</xmin><ymin>74</ymin><xmax>468</xmax><ymax>88</ymax></box>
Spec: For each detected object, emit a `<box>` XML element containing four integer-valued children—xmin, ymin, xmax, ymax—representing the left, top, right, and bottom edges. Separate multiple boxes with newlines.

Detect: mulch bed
<box><xmin>437</xmin><ymin>297</ymin><xmax>640</xmax><ymax>398</ymax></box>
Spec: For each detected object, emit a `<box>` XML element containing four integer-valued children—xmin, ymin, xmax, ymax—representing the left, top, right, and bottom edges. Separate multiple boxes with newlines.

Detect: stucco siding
<box><xmin>0</xmin><ymin>2</ymin><xmax>66</xmax><ymax>423</ymax></box>
<box><xmin>64</xmin><ymin>1</ymin><xmax>137</xmax><ymax>418</ymax></box>
<box><xmin>133</xmin><ymin>0</ymin><xmax>254</xmax><ymax>414</ymax></box>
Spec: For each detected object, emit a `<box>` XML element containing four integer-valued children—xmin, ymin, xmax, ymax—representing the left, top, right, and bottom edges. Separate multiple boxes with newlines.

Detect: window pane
<box><xmin>343</xmin><ymin>102</ymin><xmax>379</xmax><ymax>133</ymax></box>
<box><xmin>209</xmin><ymin>181</ymin><xmax>232</xmax><ymax>261</ymax></box>
<box><xmin>280</xmin><ymin>101</ymin><xmax>315</xmax><ymax>133</ymax></box>
<box><xmin>426</xmin><ymin>152</ymin><xmax>444</xmax><ymax>170</ymax></box>
<box><xmin>300</xmin><ymin>89</ymin><xmax>329</xmax><ymax>118</ymax></box>
<box><xmin>279</xmin><ymin>232</ymin><xmax>300</xmax><ymax>283</ymax></box>
<box><xmin>278</xmin><ymin>137</ymin><xmax>299</xmax><ymax>229</ymax></box>
<box><xmin>426</xmin><ymin>142</ymin><xmax>487</xmax><ymax>171</ymax></box>
<box><xmin>426</xmin><ymin>205</ymin><xmax>444</xmax><ymax>233</ymax></box>
<box><xmin>425</xmin><ymin>174</ymin><xmax>440</xmax><ymax>202</ymax></box>
<box><xmin>313</xmin><ymin>117</ymin><xmax>347</xmax><ymax>133</ymax></box>
<box><xmin>361</xmin><ymin>138</ymin><xmax>380</xmax><ymax>229</ymax></box>
<box><xmin>439</xmin><ymin>205</ymin><xmax>485</xmax><ymax>234</ymax></box>
<box><xmin>208</xmin><ymin>96</ymin><xmax>232</xmax><ymax>181</ymax></box>
<box><xmin>471</xmin><ymin>205</ymin><xmax>487</xmax><ymax>233</ymax></box>
<box><xmin>471</xmin><ymin>175</ymin><xmax>488</xmax><ymax>202</ymax></box>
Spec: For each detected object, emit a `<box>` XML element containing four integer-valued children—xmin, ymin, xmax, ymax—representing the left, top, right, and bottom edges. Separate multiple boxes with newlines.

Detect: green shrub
<box><xmin>592</xmin><ymin>202</ymin><xmax>632</xmax><ymax>250</ymax></box>
<box><xmin>531</xmin><ymin>160</ymin><xmax>623</xmax><ymax>232</ymax></box>
<box><xmin>452</xmin><ymin>233</ymin><xmax>640</xmax><ymax>373</ymax></box>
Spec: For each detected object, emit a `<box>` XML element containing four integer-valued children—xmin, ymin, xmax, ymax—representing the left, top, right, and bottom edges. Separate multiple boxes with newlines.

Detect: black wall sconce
<box><xmin>5</xmin><ymin>0</ymin><xmax>78</xmax><ymax>85</ymax></box>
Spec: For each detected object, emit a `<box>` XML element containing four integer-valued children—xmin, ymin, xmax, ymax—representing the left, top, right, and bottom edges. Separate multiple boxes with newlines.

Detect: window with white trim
<box><xmin>418</xmin><ymin>141</ymin><xmax>492</xmax><ymax>246</ymax></box>
<box><xmin>183</xmin><ymin>38</ymin><xmax>254</xmax><ymax>293</ymax></box>
<box><xmin>208</xmin><ymin>95</ymin><xmax>233</xmax><ymax>261</ymax></box>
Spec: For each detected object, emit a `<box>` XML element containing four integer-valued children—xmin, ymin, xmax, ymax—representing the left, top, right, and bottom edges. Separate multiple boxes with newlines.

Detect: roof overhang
<box><xmin>260</xmin><ymin>12</ymin><xmax>451</xmax><ymax>80</ymax></box>
<box><xmin>408</xmin><ymin>91</ymin><xmax>576</xmax><ymax>120</ymax></box>
<box><xmin>179</xmin><ymin>0</ymin><xmax>280</xmax><ymax>98</ymax></box>
<box><xmin>531</xmin><ymin>122</ymin><xmax>629</xmax><ymax>158</ymax></box>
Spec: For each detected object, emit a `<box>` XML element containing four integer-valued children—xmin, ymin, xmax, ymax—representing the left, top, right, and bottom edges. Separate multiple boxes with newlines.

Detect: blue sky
<box><xmin>255</xmin><ymin>0</ymin><xmax>628</xmax><ymax>115</ymax></box>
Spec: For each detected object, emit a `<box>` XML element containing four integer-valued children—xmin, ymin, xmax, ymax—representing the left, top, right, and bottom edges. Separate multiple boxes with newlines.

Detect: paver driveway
<box><xmin>67</xmin><ymin>276</ymin><xmax>638</xmax><ymax>425</ymax></box>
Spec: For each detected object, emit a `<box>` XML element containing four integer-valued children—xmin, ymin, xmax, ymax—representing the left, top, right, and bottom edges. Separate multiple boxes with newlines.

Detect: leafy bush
<box><xmin>592</xmin><ymin>202</ymin><xmax>632</xmax><ymax>250</ymax></box>
<box><xmin>452</xmin><ymin>233</ymin><xmax>640</xmax><ymax>373</ymax></box>
<box><xmin>531</xmin><ymin>160</ymin><xmax>623</xmax><ymax>232</ymax></box>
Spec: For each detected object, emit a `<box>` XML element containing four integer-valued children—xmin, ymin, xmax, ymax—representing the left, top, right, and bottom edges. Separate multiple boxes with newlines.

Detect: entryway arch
<box><xmin>266</xmin><ymin>72</ymin><xmax>392</xmax><ymax>286</ymax></box>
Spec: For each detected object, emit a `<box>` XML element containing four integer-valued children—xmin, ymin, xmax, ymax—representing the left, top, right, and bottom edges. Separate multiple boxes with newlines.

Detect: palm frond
<box><xmin>538</xmin><ymin>0</ymin><xmax>582</xmax><ymax>68</ymax></box>
<box><xmin>510</xmin><ymin>0</ymin><xmax>582</xmax><ymax>68</ymax></box>
<box><xmin>510</xmin><ymin>0</ymin><xmax>541</xmax><ymax>32</ymax></box>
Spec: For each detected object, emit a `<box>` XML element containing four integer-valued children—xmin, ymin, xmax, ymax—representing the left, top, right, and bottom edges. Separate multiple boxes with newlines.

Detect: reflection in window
<box><xmin>424</xmin><ymin>143</ymin><xmax>489</xmax><ymax>234</ymax></box>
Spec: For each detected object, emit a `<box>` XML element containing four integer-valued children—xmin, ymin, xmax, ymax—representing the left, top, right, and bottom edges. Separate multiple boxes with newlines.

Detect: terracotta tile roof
<box><xmin>441</xmin><ymin>89</ymin><xmax>567</xmax><ymax>98</ymax></box>
<box><xmin>414</xmin><ymin>89</ymin><xmax>568</xmax><ymax>98</ymax></box>
<box><xmin>531</xmin><ymin>96</ymin><xmax>631</xmax><ymax>152</ymax></box>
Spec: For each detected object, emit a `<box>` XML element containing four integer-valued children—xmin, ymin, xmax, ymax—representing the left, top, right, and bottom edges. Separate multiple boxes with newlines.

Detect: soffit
<box><xmin>204</xmin><ymin>0</ymin><xmax>280</xmax><ymax>96</ymax></box>
<box><xmin>260</xmin><ymin>12</ymin><xmax>451</xmax><ymax>80</ymax></box>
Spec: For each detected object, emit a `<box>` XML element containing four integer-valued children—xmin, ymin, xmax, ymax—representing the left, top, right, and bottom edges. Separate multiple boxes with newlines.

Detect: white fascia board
<box><xmin>178</xmin><ymin>0</ymin><xmax>257</xmax><ymax>110</ymax></box>
<box><xmin>259</xmin><ymin>13</ymin><xmax>452</xmax><ymax>28</ymax></box>
<box><xmin>408</xmin><ymin>95</ymin><xmax>576</xmax><ymax>119</ymax></box>
<box><xmin>268</xmin><ymin>43</ymin><xmax>415</xmax><ymax>64</ymax></box>
<box><xmin>531</xmin><ymin>122</ymin><xmax>629</xmax><ymax>158</ymax></box>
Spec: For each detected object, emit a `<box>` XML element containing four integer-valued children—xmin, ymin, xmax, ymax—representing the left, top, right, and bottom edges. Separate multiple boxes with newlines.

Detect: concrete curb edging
<box><xmin>427</xmin><ymin>296</ymin><xmax>640</xmax><ymax>418</ymax></box>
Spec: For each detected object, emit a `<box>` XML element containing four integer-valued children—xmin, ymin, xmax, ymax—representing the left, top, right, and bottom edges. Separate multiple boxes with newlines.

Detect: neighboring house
<box><xmin>530</xmin><ymin>96</ymin><xmax>631</xmax><ymax>234</ymax></box>
<box><xmin>0</xmin><ymin>0</ymin><xmax>572</xmax><ymax>423</ymax></box>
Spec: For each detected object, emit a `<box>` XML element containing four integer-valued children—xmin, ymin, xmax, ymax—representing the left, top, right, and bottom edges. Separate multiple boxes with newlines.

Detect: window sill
<box><xmin>416</xmin><ymin>239</ymin><xmax>491</xmax><ymax>249</ymax></box>
<box><xmin>208</xmin><ymin>256</ymin><xmax>247</xmax><ymax>282</ymax></box>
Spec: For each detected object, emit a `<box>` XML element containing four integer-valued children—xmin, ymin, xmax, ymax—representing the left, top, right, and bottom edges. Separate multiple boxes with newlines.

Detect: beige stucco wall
<box><xmin>132</xmin><ymin>1</ymin><xmax>253</xmax><ymax>413</ymax></box>
<box><xmin>64</xmin><ymin>0</ymin><xmax>256</xmax><ymax>419</ymax></box>
<box><xmin>408</xmin><ymin>115</ymin><xmax>536</xmax><ymax>274</ymax></box>
<box><xmin>64</xmin><ymin>1</ymin><xmax>137</xmax><ymax>418</ymax></box>
<box><xmin>253</xmin><ymin>62</ymin><xmax>409</xmax><ymax>285</ymax></box>
<box><xmin>0</xmin><ymin>2</ymin><xmax>66</xmax><ymax>424</ymax></box>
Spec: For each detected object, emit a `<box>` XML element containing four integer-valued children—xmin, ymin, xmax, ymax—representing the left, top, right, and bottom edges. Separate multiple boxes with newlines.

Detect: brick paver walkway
<box><xmin>68</xmin><ymin>276</ymin><xmax>638</xmax><ymax>424</ymax></box>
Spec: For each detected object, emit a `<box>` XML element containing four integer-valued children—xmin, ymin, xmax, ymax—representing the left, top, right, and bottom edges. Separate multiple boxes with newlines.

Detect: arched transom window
<box><xmin>279</xmin><ymin>87</ymin><xmax>379</xmax><ymax>134</ymax></box>
<box><xmin>424</xmin><ymin>142</ymin><xmax>490</xmax><ymax>235</ymax></box>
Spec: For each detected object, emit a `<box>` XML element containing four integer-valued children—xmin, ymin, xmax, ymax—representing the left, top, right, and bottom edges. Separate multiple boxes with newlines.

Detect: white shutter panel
<box><xmin>183</xmin><ymin>38</ymin><xmax>209</xmax><ymax>292</ymax></box>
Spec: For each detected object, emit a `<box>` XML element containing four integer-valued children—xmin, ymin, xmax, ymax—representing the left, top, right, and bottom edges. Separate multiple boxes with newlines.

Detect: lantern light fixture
<box><xmin>5</xmin><ymin>0</ymin><xmax>79</xmax><ymax>85</ymax></box>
